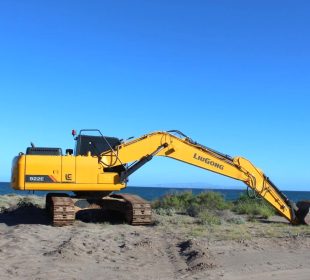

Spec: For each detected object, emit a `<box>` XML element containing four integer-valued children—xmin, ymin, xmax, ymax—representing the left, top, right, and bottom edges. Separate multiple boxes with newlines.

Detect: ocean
<box><xmin>1</xmin><ymin>182</ymin><xmax>309</xmax><ymax>202</ymax></box>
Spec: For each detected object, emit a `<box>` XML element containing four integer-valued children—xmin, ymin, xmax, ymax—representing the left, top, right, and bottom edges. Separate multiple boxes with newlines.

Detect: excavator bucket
<box><xmin>295</xmin><ymin>201</ymin><xmax>310</xmax><ymax>225</ymax></box>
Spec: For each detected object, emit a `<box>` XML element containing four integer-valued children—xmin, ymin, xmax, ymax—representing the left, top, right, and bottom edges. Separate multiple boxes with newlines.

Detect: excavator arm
<box><xmin>100</xmin><ymin>130</ymin><xmax>304</xmax><ymax>225</ymax></box>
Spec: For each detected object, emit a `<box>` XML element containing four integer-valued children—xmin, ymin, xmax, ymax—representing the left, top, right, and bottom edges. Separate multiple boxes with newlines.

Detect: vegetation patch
<box><xmin>232</xmin><ymin>193</ymin><xmax>276</xmax><ymax>219</ymax></box>
<box><xmin>196</xmin><ymin>211</ymin><xmax>221</xmax><ymax>226</ymax></box>
<box><xmin>0</xmin><ymin>195</ymin><xmax>44</xmax><ymax>212</ymax></box>
<box><xmin>153</xmin><ymin>191</ymin><xmax>231</xmax><ymax>212</ymax></box>
<box><xmin>152</xmin><ymin>191</ymin><xmax>231</xmax><ymax>225</ymax></box>
<box><xmin>153</xmin><ymin>191</ymin><xmax>279</xmax><ymax>225</ymax></box>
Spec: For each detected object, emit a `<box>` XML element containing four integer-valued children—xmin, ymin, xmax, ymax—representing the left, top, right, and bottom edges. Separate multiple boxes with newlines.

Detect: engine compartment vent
<box><xmin>26</xmin><ymin>147</ymin><xmax>62</xmax><ymax>155</ymax></box>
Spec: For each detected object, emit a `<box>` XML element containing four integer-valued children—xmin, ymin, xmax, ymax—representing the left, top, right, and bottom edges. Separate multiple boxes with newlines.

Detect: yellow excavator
<box><xmin>11</xmin><ymin>129</ymin><xmax>309</xmax><ymax>226</ymax></box>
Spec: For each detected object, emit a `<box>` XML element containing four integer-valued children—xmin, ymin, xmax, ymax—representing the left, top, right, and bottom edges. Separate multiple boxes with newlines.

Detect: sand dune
<box><xmin>0</xmin><ymin>196</ymin><xmax>309</xmax><ymax>280</ymax></box>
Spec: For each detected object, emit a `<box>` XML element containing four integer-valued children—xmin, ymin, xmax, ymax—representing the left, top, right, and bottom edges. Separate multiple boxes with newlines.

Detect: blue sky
<box><xmin>0</xmin><ymin>1</ymin><xmax>309</xmax><ymax>190</ymax></box>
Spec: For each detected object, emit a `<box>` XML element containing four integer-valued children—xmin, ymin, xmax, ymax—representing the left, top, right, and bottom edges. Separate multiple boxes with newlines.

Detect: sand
<box><xmin>0</xmin><ymin>196</ymin><xmax>309</xmax><ymax>280</ymax></box>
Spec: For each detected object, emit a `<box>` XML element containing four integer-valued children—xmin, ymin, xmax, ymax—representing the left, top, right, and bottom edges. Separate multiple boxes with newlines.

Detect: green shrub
<box><xmin>196</xmin><ymin>192</ymin><xmax>232</xmax><ymax>210</ymax></box>
<box><xmin>152</xmin><ymin>191</ymin><xmax>195</xmax><ymax>212</ymax></box>
<box><xmin>186</xmin><ymin>202</ymin><xmax>201</xmax><ymax>217</ymax></box>
<box><xmin>152</xmin><ymin>191</ymin><xmax>231</xmax><ymax>218</ymax></box>
<box><xmin>17</xmin><ymin>197</ymin><xmax>36</xmax><ymax>207</ymax></box>
<box><xmin>154</xmin><ymin>207</ymin><xmax>176</xmax><ymax>216</ymax></box>
<box><xmin>232</xmin><ymin>193</ymin><xmax>276</xmax><ymax>219</ymax></box>
<box><xmin>196</xmin><ymin>210</ymin><xmax>221</xmax><ymax>226</ymax></box>
<box><xmin>227</xmin><ymin>217</ymin><xmax>245</xmax><ymax>224</ymax></box>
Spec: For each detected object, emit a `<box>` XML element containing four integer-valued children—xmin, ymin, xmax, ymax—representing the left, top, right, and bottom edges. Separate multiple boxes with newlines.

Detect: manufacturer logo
<box><xmin>193</xmin><ymin>153</ymin><xmax>224</xmax><ymax>170</ymax></box>
<box><xmin>65</xmin><ymin>174</ymin><xmax>72</xmax><ymax>181</ymax></box>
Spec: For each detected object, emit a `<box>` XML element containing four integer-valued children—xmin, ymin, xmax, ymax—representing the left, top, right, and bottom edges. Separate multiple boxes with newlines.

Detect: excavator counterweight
<box><xmin>10</xmin><ymin>129</ymin><xmax>309</xmax><ymax>226</ymax></box>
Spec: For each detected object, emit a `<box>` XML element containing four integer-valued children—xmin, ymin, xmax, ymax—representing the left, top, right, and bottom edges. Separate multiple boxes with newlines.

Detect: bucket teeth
<box><xmin>296</xmin><ymin>201</ymin><xmax>310</xmax><ymax>225</ymax></box>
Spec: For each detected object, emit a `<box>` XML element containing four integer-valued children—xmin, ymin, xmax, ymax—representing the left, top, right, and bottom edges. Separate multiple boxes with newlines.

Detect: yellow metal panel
<box><xmin>11</xmin><ymin>155</ymin><xmax>25</xmax><ymax>190</ymax></box>
<box><xmin>97</xmin><ymin>173</ymin><xmax>120</xmax><ymax>184</ymax></box>
<box><xmin>61</xmin><ymin>155</ymin><xmax>76</xmax><ymax>182</ymax></box>
<box><xmin>75</xmin><ymin>155</ymin><xmax>99</xmax><ymax>184</ymax></box>
<box><xmin>25</xmin><ymin>182</ymin><xmax>124</xmax><ymax>191</ymax></box>
<box><xmin>19</xmin><ymin>154</ymin><xmax>124</xmax><ymax>191</ymax></box>
<box><xmin>25</xmin><ymin>155</ymin><xmax>62</xmax><ymax>182</ymax></box>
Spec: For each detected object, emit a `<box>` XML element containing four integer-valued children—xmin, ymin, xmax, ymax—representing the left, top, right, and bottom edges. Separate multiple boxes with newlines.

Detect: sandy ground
<box><xmin>0</xmin><ymin>197</ymin><xmax>309</xmax><ymax>280</ymax></box>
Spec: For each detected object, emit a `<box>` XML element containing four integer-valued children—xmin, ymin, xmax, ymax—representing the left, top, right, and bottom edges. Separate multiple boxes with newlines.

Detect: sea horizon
<box><xmin>1</xmin><ymin>182</ymin><xmax>309</xmax><ymax>202</ymax></box>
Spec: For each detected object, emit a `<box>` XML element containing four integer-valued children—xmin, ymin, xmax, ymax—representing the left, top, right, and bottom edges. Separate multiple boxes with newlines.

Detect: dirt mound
<box><xmin>177</xmin><ymin>239</ymin><xmax>216</xmax><ymax>272</ymax></box>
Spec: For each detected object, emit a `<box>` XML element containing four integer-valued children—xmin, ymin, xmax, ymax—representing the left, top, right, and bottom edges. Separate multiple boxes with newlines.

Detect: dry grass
<box><xmin>153</xmin><ymin>211</ymin><xmax>310</xmax><ymax>241</ymax></box>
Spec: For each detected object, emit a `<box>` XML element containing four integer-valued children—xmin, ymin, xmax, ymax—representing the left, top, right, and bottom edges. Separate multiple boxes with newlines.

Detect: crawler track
<box><xmin>46</xmin><ymin>193</ymin><xmax>152</xmax><ymax>226</ymax></box>
<box><xmin>46</xmin><ymin>194</ymin><xmax>75</xmax><ymax>226</ymax></box>
<box><xmin>106</xmin><ymin>194</ymin><xmax>152</xmax><ymax>225</ymax></box>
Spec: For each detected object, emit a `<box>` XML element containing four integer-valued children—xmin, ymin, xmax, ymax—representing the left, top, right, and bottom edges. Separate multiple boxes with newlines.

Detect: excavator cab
<box><xmin>73</xmin><ymin>129</ymin><xmax>126</xmax><ymax>177</ymax></box>
<box><xmin>74</xmin><ymin>129</ymin><xmax>121</xmax><ymax>156</ymax></box>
